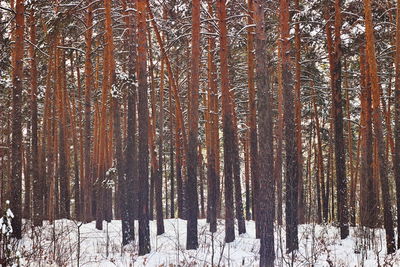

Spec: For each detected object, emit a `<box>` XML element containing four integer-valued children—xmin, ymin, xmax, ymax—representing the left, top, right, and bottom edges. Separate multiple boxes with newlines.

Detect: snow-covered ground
<box><xmin>9</xmin><ymin>218</ymin><xmax>400</xmax><ymax>266</ymax></box>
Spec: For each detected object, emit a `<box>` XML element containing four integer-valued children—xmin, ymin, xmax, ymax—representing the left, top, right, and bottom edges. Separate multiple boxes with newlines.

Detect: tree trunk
<box><xmin>331</xmin><ymin>0</ymin><xmax>349</xmax><ymax>239</ymax></box>
<box><xmin>275</xmin><ymin>42</ymin><xmax>284</xmax><ymax>227</ymax></box>
<box><xmin>393</xmin><ymin>0</ymin><xmax>400</xmax><ymax>249</ymax></box>
<box><xmin>364</xmin><ymin>0</ymin><xmax>396</xmax><ymax>253</ymax></box>
<box><xmin>359</xmin><ymin>45</ymin><xmax>377</xmax><ymax>228</ymax></box>
<box><xmin>312</xmin><ymin>87</ymin><xmax>324</xmax><ymax>224</ymax></box>
<box><xmin>294</xmin><ymin>0</ymin><xmax>304</xmax><ymax>224</ymax></box>
<box><xmin>254</xmin><ymin>1</ymin><xmax>275</xmax><ymax>266</ymax></box>
<box><xmin>186</xmin><ymin>0</ymin><xmax>200</xmax><ymax>249</ymax></box>
<box><xmin>217</xmin><ymin>0</ymin><xmax>235</xmax><ymax>244</ymax></box>
<box><xmin>30</xmin><ymin>9</ymin><xmax>43</xmax><ymax>227</ymax></box>
<box><xmin>280</xmin><ymin>0</ymin><xmax>299</xmax><ymax>252</ymax></box>
<box><xmin>11</xmin><ymin>0</ymin><xmax>24</xmax><ymax>239</ymax></box>
<box><xmin>83</xmin><ymin>0</ymin><xmax>93</xmax><ymax>223</ymax></box>
<box><xmin>206</xmin><ymin>0</ymin><xmax>220</xmax><ymax>233</ymax></box>
<box><xmin>137</xmin><ymin>0</ymin><xmax>151</xmax><ymax>255</ymax></box>
<box><xmin>246</xmin><ymin>0</ymin><xmax>259</xmax><ymax>227</ymax></box>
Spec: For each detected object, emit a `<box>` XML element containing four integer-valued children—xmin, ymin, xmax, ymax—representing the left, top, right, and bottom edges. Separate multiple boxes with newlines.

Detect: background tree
<box><xmin>254</xmin><ymin>0</ymin><xmax>275</xmax><ymax>265</ymax></box>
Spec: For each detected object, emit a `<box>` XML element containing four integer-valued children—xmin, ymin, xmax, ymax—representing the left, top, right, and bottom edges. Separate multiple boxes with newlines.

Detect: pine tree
<box><xmin>30</xmin><ymin>8</ymin><xmax>42</xmax><ymax>227</ymax></box>
<box><xmin>137</xmin><ymin>0</ymin><xmax>151</xmax><ymax>255</ymax></box>
<box><xmin>364</xmin><ymin>0</ymin><xmax>395</xmax><ymax>253</ymax></box>
<box><xmin>186</xmin><ymin>0</ymin><xmax>201</xmax><ymax>250</ymax></box>
<box><xmin>254</xmin><ymin>0</ymin><xmax>275</xmax><ymax>265</ymax></box>
<box><xmin>280</xmin><ymin>0</ymin><xmax>299</xmax><ymax>252</ymax></box>
<box><xmin>217</xmin><ymin>0</ymin><xmax>235</xmax><ymax>243</ymax></box>
<box><xmin>393</xmin><ymin>0</ymin><xmax>400</xmax><ymax>249</ymax></box>
<box><xmin>83</xmin><ymin>0</ymin><xmax>93</xmax><ymax>223</ymax></box>
<box><xmin>10</xmin><ymin>0</ymin><xmax>24</xmax><ymax>239</ymax></box>
<box><xmin>331</xmin><ymin>0</ymin><xmax>349</xmax><ymax>240</ymax></box>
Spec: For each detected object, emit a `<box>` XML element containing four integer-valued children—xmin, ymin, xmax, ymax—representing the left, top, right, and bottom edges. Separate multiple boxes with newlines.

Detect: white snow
<box><xmin>6</xmin><ymin>208</ymin><xmax>14</xmax><ymax>219</ymax></box>
<box><xmin>6</xmin><ymin>219</ymin><xmax>400</xmax><ymax>266</ymax></box>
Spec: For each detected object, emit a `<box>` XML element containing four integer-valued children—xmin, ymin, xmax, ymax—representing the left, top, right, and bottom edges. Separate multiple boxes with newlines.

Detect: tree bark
<box><xmin>186</xmin><ymin>0</ymin><xmax>201</xmax><ymax>249</ymax></box>
<box><xmin>364</xmin><ymin>0</ymin><xmax>396</xmax><ymax>253</ymax></box>
<box><xmin>206</xmin><ymin>0</ymin><xmax>220</xmax><ymax>233</ymax></box>
<box><xmin>331</xmin><ymin>0</ymin><xmax>349</xmax><ymax>239</ymax></box>
<box><xmin>393</xmin><ymin>0</ymin><xmax>400</xmax><ymax>249</ymax></box>
<box><xmin>280</xmin><ymin>0</ymin><xmax>299</xmax><ymax>252</ymax></box>
<box><xmin>137</xmin><ymin>0</ymin><xmax>151</xmax><ymax>255</ymax></box>
<box><xmin>217</xmin><ymin>0</ymin><xmax>235</xmax><ymax>244</ymax></box>
<box><xmin>30</xmin><ymin>9</ymin><xmax>43</xmax><ymax>227</ymax></box>
<box><xmin>254</xmin><ymin>1</ymin><xmax>275</xmax><ymax>265</ymax></box>
<box><xmin>83</xmin><ymin>0</ymin><xmax>93</xmax><ymax>223</ymax></box>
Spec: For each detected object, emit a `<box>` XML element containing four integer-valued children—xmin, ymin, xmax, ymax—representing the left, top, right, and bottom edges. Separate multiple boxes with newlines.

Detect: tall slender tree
<box><xmin>137</xmin><ymin>0</ymin><xmax>151</xmax><ymax>255</ymax></box>
<box><xmin>11</xmin><ymin>0</ymin><xmax>24</xmax><ymax>239</ymax></box>
<box><xmin>254</xmin><ymin>0</ymin><xmax>274</xmax><ymax>265</ymax></box>
<box><xmin>294</xmin><ymin>0</ymin><xmax>304</xmax><ymax>224</ymax></box>
<box><xmin>186</xmin><ymin>0</ymin><xmax>201</xmax><ymax>250</ymax></box>
<box><xmin>83</xmin><ymin>0</ymin><xmax>93</xmax><ymax>223</ymax></box>
<box><xmin>394</xmin><ymin>0</ymin><xmax>400</xmax><ymax>249</ymax></box>
<box><xmin>217</xmin><ymin>0</ymin><xmax>235</xmax><ymax>243</ymax></box>
<box><xmin>364</xmin><ymin>0</ymin><xmax>395</xmax><ymax>253</ymax></box>
<box><xmin>123</xmin><ymin>0</ymin><xmax>137</xmax><ymax>244</ymax></box>
<box><xmin>280</xmin><ymin>0</ymin><xmax>299</xmax><ymax>252</ymax></box>
<box><xmin>359</xmin><ymin>44</ymin><xmax>377</xmax><ymax>229</ymax></box>
<box><xmin>206</xmin><ymin>0</ymin><xmax>220</xmax><ymax>233</ymax></box>
<box><xmin>30</xmin><ymin>8</ymin><xmax>42</xmax><ymax>227</ymax></box>
<box><xmin>331</xmin><ymin>0</ymin><xmax>349</xmax><ymax>240</ymax></box>
<box><xmin>246</xmin><ymin>0</ymin><xmax>259</xmax><ymax>227</ymax></box>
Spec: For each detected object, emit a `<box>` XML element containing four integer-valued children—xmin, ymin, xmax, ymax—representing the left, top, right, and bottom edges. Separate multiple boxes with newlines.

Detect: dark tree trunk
<box><xmin>123</xmin><ymin>0</ymin><xmax>137</xmax><ymax>244</ymax></box>
<box><xmin>246</xmin><ymin>0</ymin><xmax>259</xmax><ymax>228</ymax></box>
<box><xmin>254</xmin><ymin>1</ymin><xmax>275</xmax><ymax>266</ymax></box>
<box><xmin>280</xmin><ymin>0</ymin><xmax>299</xmax><ymax>252</ymax></box>
<box><xmin>24</xmin><ymin>122</ymin><xmax>31</xmax><ymax>219</ymax></box>
<box><xmin>198</xmin><ymin>146</ymin><xmax>206</xmax><ymax>219</ymax></box>
<box><xmin>186</xmin><ymin>0</ymin><xmax>200</xmax><ymax>249</ymax></box>
<box><xmin>156</xmin><ymin>31</ymin><xmax>166</xmax><ymax>236</ymax></box>
<box><xmin>169</xmin><ymin>79</ymin><xmax>175</xmax><ymax>219</ymax></box>
<box><xmin>10</xmin><ymin>0</ymin><xmax>24</xmax><ymax>239</ymax></box>
<box><xmin>30</xmin><ymin>9</ymin><xmax>43</xmax><ymax>227</ymax></box>
<box><xmin>57</xmin><ymin>36</ymin><xmax>70</xmax><ymax>220</ymax></box>
<box><xmin>137</xmin><ymin>0</ymin><xmax>151</xmax><ymax>255</ymax></box>
<box><xmin>217</xmin><ymin>0</ymin><xmax>235</xmax><ymax>244</ymax></box>
<box><xmin>332</xmin><ymin>0</ymin><xmax>349</xmax><ymax>240</ymax></box>
<box><xmin>232</xmin><ymin>121</ymin><xmax>246</xmax><ymax>234</ymax></box>
<box><xmin>294</xmin><ymin>0</ymin><xmax>305</xmax><ymax>224</ymax></box>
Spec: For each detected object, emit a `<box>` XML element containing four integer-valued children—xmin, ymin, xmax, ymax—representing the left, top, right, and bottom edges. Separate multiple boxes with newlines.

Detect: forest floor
<box><xmin>10</xmin><ymin>218</ymin><xmax>400</xmax><ymax>266</ymax></box>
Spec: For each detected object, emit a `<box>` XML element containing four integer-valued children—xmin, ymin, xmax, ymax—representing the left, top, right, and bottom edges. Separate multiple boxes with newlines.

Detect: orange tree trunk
<box><xmin>206</xmin><ymin>0</ymin><xmax>220</xmax><ymax>233</ymax></box>
<box><xmin>83</xmin><ymin>0</ymin><xmax>93</xmax><ymax>223</ymax></box>
<box><xmin>217</xmin><ymin>0</ymin><xmax>235</xmax><ymax>243</ymax></box>
<box><xmin>294</xmin><ymin>0</ymin><xmax>304</xmax><ymax>224</ymax></box>
<box><xmin>364</xmin><ymin>0</ymin><xmax>396</xmax><ymax>253</ymax></box>
<box><xmin>393</xmin><ymin>0</ymin><xmax>400</xmax><ymax>249</ymax></box>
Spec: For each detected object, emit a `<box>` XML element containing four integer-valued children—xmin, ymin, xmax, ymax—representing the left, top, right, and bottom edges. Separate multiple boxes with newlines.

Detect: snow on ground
<box><xmin>10</xmin><ymin>218</ymin><xmax>400</xmax><ymax>266</ymax></box>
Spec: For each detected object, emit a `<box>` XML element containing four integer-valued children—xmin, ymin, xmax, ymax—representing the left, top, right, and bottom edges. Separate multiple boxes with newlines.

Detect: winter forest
<box><xmin>3</xmin><ymin>0</ymin><xmax>400</xmax><ymax>266</ymax></box>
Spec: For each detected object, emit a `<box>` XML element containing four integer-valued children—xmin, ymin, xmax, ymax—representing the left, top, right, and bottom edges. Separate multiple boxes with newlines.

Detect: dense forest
<box><xmin>2</xmin><ymin>0</ymin><xmax>400</xmax><ymax>266</ymax></box>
